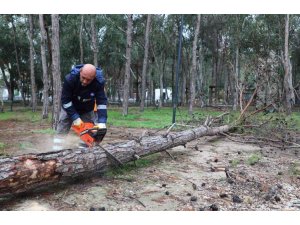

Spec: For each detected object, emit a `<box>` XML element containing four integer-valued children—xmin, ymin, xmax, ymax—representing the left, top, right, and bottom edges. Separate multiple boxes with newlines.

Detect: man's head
<box><xmin>80</xmin><ymin>64</ymin><xmax>96</xmax><ymax>86</ymax></box>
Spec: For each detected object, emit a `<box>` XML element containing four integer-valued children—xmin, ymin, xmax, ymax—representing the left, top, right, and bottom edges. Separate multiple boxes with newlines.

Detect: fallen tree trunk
<box><xmin>0</xmin><ymin>125</ymin><xmax>230</xmax><ymax>198</ymax></box>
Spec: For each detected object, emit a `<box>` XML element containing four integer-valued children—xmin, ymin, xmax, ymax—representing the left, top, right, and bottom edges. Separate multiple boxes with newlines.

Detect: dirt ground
<box><xmin>0</xmin><ymin>119</ymin><xmax>300</xmax><ymax>211</ymax></box>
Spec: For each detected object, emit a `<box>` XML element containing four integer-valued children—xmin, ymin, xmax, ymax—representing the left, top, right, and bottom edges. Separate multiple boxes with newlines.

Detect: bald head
<box><xmin>80</xmin><ymin>64</ymin><xmax>96</xmax><ymax>86</ymax></box>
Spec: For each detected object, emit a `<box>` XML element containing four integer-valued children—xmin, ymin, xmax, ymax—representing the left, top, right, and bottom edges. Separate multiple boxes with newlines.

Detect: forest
<box><xmin>1</xmin><ymin>14</ymin><xmax>300</xmax><ymax>211</ymax></box>
<box><xmin>0</xmin><ymin>14</ymin><xmax>299</xmax><ymax>127</ymax></box>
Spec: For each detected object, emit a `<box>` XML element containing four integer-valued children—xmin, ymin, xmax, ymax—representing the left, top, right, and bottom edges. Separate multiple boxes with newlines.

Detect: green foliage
<box><xmin>0</xmin><ymin>142</ymin><xmax>7</xmax><ymax>156</ymax></box>
<box><xmin>247</xmin><ymin>153</ymin><xmax>262</xmax><ymax>166</ymax></box>
<box><xmin>230</xmin><ymin>159</ymin><xmax>240</xmax><ymax>167</ymax></box>
<box><xmin>289</xmin><ymin>162</ymin><xmax>300</xmax><ymax>176</ymax></box>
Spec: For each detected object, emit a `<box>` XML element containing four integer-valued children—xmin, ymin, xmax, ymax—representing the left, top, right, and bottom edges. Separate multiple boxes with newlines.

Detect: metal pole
<box><xmin>172</xmin><ymin>15</ymin><xmax>184</xmax><ymax>124</ymax></box>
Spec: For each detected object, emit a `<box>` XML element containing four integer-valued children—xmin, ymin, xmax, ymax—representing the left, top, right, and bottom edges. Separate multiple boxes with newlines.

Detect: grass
<box><xmin>0</xmin><ymin>108</ymin><xmax>51</xmax><ymax>124</ymax></box>
<box><xmin>247</xmin><ymin>153</ymin><xmax>262</xmax><ymax>166</ymax></box>
<box><xmin>0</xmin><ymin>142</ymin><xmax>7</xmax><ymax>156</ymax></box>
<box><xmin>0</xmin><ymin>104</ymin><xmax>298</xmax><ymax>131</ymax></box>
<box><xmin>32</xmin><ymin>128</ymin><xmax>56</xmax><ymax>134</ymax></box>
<box><xmin>0</xmin><ymin>142</ymin><xmax>5</xmax><ymax>149</ymax></box>
<box><xmin>230</xmin><ymin>159</ymin><xmax>240</xmax><ymax>167</ymax></box>
<box><xmin>289</xmin><ymin>162</ymin><xmax>300</xmax><ymax>176</ymax></box>
<box><xmin>107</xmin><ymin>106</ymin><xmax>235</xmax><ymax>129</ymax></box>
<box><xmin>0</xmin><ymin>142</ymin><xmax>8</xmax><ymax>156</ymax></box>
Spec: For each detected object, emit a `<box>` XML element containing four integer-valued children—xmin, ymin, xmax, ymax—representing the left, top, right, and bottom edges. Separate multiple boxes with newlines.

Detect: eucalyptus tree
<box><xmin>0</xmin><ymin>15</ymin><xmax>14</xmax><ymax>102</ymax></box>
<box><xmin>39</xmin><ymin>14</ymin><xmax>49</xmax><ymax>119</ymax></box>
<box><xmin>122</xmin><ymin>14</ymin><xmax>133</xmax><ymax>116</ymax></box>
<box><xmin>79</xmin><ymin>15</ymin><xmax>84</xmax><ymax>64</ymax></box>
<box><xmin>100</xmin><ymin>14</ymin><xmax>127</xmax><ymax>102</ymax></box>
<box><xmin>140</xmin><ymin>14</ymin><xmax>152</xmax><ymax>112</ymax></box>
<box><xmin>150</xmin><ymin>14</ymin><xmax>175</xmax><ymax>107</ymax></box>
<box><xmin>188</xmin><ymin>14</ymin><xmax>201</xmax><ymax>115</ymax></box>
<box><xmin>91</xmin><ymin>15</ymin><xmax>99</xmax><ymax>67</ymax></box>
<box><xmin>283</xmin><ymin>14</ymin><xmax>295</xmax><ymax>115</ymax></box>
<box><xmin>27</xmin><ymin>14</ymin><xmax>37</xmax><ymax>112</ymax></box>
<box><xmin>60</xmin><ymin>15</ymin><xmax>84</xmax><ymax>75</ymax></box>
<box><xmin>0</xmin><ymin>15</ymin><xmax>31</xmax><ymax>110</ymax></box>
<box><xmin>51</xmin><ymin>14</ymin><xmax>62</xmax><ymax>129</ymax></box>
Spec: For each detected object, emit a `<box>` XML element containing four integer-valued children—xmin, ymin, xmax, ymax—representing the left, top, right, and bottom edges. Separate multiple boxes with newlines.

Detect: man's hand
<box><xmin>94</xmin><ymin>123</ymin><xmax>106</xmax><ymax>129</ymax></box>
<box><xmin>73</xmin><ymin>118</ymin><xmax>84</xmax><ymax>128</ymax></box>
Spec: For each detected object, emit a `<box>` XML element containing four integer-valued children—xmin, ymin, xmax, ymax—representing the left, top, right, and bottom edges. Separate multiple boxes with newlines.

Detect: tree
<box><xmin>122</xmin><ymin>14</ymin><xmax>133</xmax><ymax>116</ymax></box>
<box><xmin>140</xmin><ymin>14</ymin><xmax>152</xmax><ymax>112</ymax></box>
<box><xmin>39</xmin><ymin>14</ymin><xmax>49</xmax><ymax>119</ymax></box>
<box><xmin>10</xmin><ymin>15</ymin><xmax>23</xmax><ymax>109</ymax></box>
<box><xmin>189</xmin><ymin>14</ymin><xmax>201</xmax><ymax>114</ymax></box>
<box><xmin>79</xmin><ymin>15</ymin><xmax>84</xmax><ymax>64</ymax></box>
<box><xmin>51</xmin><ymin>14</ymin><xmax>62</xmax><ymax>129</ymax></box>
<box><xmin>27</xmin><ymin>14</ymin><xmax>37</xmax><ymax>112</ymax></box>
<box><xmin>91</xmin><ymin>15</ymin><xmax>99</xmax><ymax>67</ymax></box>
<box><xmin>283</xmin><ymin>14</ymin><xmax>295</xmax><ymax>115</ymax></box>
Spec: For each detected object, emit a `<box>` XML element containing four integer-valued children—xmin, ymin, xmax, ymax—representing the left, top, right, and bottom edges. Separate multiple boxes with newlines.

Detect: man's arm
<box><xmin>61</xmin><ymin>77</ymin><xmax>80</xmax><ymax>121</ymax></box>
<box><xmin>95</xmin><ymin>83</ymin><xmax>107</xmax><ymax>123</ymax></box>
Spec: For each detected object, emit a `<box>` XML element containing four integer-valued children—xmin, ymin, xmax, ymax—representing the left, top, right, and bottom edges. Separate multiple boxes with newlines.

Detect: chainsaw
<box><xmin>71</xmin><ymin>122</ymin><xmax>107</xmax><ymax>147</ymax></box>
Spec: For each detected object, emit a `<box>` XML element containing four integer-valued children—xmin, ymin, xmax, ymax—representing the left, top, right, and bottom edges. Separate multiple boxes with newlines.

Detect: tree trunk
<box><xmin>122</xmin><ymin>14</ymin><xmax>133</xmax><ymax>116</ymax></box>
<box><xmin>11</xmin><ymin>15</ymin><xmax>23</xmax><ymax>109</ymax></box>
<box><xmin>140</xmin><ymin>14</ymin><xmax>151</xmax><ymax>112</ymax></box>
<box><xmin>189</xmin><ymin>14</ymin><xmax>201</xmax><ymax>115</ymax></box>
<box><xmin>39</xmin><ymin>14</ymin><xmax>49</xmax><ymax>119</ymax></box>
<box><xmin>197</xmin><ymin>40</ymin><xmax>204</xmax><ymax>108</ymax></box>
<box><xmin>233</xmin><ymin>47</ymin><xmax>239</xmax><ymax>111</ymax></box>
<box><xmin>91</xmin><ymin>15</ymin><xmax>98</xmax><ymax>67</ymax></box>
<box><xmin>28</xmin><ymin>14</ymin><xmax>37</xmax><ymax>112</ymax></box>
<box><xmin>0</xmin><ymin>66</ymin><xmax>11</xmax><ymax>103</ymax></box>
<box><xmin>51</xmin><ymin>14</ymin><xmax>62</xmax><ymax>129</ymax></box>
<box><xmin>80</xmin><ymin>15</ymin><xmax>84</xmax><ymax>64</ymax></box>
<box><xmin>0</xmin><ymin>124</ymin><xmax>230</xmax><ymax>198</ymax></box>
<box><xmin>283</xmin><ymin>14</ymin><xmax>295</xmax><ymax>115</ymax></box>
<box><xmin>159</xmin><ymin>62</ymin><xmax>164</xmax><ymax>107</ymax></box>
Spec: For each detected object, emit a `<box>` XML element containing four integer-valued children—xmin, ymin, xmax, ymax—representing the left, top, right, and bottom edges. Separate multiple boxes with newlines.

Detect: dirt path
<box><xmin>0</xmin><ymin>120</ymin><xmax>300</xmax><ymax>211</ymax></box>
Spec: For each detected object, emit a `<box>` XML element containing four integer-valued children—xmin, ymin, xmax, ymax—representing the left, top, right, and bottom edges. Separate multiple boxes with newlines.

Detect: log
<box><xmin>0</xmin><ymin>125</ymin><xmax>230</xmax><ymax>198</ymax></box>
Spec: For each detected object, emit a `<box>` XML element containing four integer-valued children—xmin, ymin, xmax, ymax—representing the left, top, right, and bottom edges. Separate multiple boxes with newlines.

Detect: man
<box><xmin>53</xmin><ymin>64</ymin><xmax>107</xmax><ymax>150</ymax></box>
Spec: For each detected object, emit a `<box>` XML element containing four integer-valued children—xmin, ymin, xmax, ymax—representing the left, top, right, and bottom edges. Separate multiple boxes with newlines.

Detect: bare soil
<box><xmin>0</xmin><ymin>119</ymin><xmax>300</xmax><ymax>211</ymax></box>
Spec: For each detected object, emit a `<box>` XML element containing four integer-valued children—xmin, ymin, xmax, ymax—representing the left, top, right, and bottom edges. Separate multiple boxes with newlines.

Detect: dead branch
<box><xmin>238</xmin><ymin>86</ymin><xmax>258</xmax><ymax>122</ymax></box>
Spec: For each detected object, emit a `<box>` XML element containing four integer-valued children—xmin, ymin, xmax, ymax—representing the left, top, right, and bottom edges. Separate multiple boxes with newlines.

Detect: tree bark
<box><xmin>80</xmin><ymin>15</ymin><xmax>84</xmax><ymax>64</ymax></box>
<box><xmin>122</xmin><ymin>14</ymin><xmax>133</xmax><ymax>116</ymax></box>
<box><xmin>39</xmin><ymin>14</ymin><xmax>49</xmax><ymax>119</ymax></box>
<box><xmin>10</xmin><ymin>15</ymin><xmax>24</xmax><ymax>109</ymax></box>
<box><xmin>140</xmin><ymin>14</ymin><xmax>151</xmax><ymax>112</ymax></box>
<box><xmin>283</xmin><ymin>14</ymin><xmax>295</xmax><ymax>115</ymax></box>
<box><xmin>91</xmin><ymin>15</ymin><xmax>98</xmax><ymax>67</ymax></box>
<box><xmin>28</xmin><ymin>14</ymin><xmax>37</xmax><ymax>112</ymax></box>
<box><xmin>0</xmin><ymin>124</ymin><xmax>230</xmax><ymax>198</ymax></box>
<box><xmin>51</xmin><ymin>14</ymin><xmax>62</xmax><ymax>130</ymax></box>
<box><xmin>189</xmin><ymin>14</ymin><xmax>201</xmax><ymax>115</ymax></box>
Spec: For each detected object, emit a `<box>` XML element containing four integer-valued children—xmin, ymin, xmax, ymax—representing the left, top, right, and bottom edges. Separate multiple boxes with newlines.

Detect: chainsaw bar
<box><xmin>98</xmin><ymin>145</ymin><xmax>123</xmax><ymax>167</ymax></box>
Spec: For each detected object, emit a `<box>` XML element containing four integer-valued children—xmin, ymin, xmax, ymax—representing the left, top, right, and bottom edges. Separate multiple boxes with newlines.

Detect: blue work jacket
<box><xmin>61</xmin><ymin>64</ymin><xmax>107</xmax><ymax>123</ymax></box>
